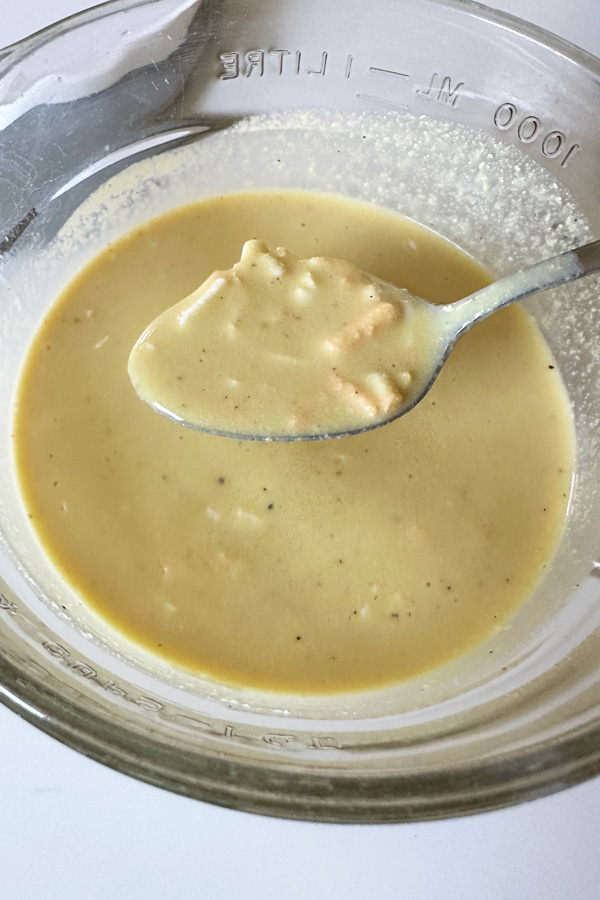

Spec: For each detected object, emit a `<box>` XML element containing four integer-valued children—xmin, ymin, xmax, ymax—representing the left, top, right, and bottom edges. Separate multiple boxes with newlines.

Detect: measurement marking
<box><xmin>356</xmin><ymin>93</ymin><xmax>409</xmax><ymax>110</ymax></box>
<box><xmin>493</xmin><ymin>102</ymin><xmax>581</xmax><ymax>168</ymax></box>
<box><xmin>307</xmin><ymin>51</ymin><xmax>328</xmax><ymax>76</ymax></box>
<box><xmin>268</xmin><ymin>49</ymin><xmax>290</xmax><ymax>75</ymax></box>
<box><xmin>369</xmin><ymin>66</ymin><xmax>409</xmax><ymax>80</ymax></box>
<box><xmin>561</xmin><ymin>143</ymin><xmax>580</xmax><ymax>168</ymax></box>
<box><xmin>0</xmin><ymin>592</ymin><xmax>17</xmax><ymax>615</ymax></box>
<box><xmin>418</xmin><ymin>72</ymin><xmax>464</xmax><ymax>107</ymax></box>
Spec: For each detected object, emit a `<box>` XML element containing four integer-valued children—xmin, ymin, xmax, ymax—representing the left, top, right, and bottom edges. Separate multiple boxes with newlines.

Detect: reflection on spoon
<box><xmin>128</xmin><ymin>238</ymin><xmax>600</xmax><ymax>441</ymax></box>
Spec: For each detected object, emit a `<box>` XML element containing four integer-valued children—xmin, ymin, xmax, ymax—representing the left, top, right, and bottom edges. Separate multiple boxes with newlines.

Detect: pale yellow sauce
<box><xmin>128</xmin><ymin>239</ymin><xmax>439</xmax><ymax>436</ymax></box>
<box><xmin>13</xmin><ymin>191</ymin><xmax>574</xmax><ymax>694</ymax></box>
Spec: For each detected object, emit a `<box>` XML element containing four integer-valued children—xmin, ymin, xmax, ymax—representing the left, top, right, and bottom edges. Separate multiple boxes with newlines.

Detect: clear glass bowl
<box><xmin>1</xmin><ymin>0</ymin><xmax>600</xmax><ymax>823</ymax></box>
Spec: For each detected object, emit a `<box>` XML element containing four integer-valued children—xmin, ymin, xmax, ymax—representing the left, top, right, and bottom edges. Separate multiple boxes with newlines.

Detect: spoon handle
<box><xmin>442</xmin><ymin>238</ymin><xmax>600</xmax><ymax>339</ymax></box>
<box><xmin>575</xmin><ymin>239</ymin><xmax>600</xmax><ymax>275</ymax></box>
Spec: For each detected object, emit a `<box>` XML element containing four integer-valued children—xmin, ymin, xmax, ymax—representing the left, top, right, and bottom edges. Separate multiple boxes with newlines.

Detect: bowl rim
<box><xmin>2</xmin><ymin>647</ymin><xmax>600</xmax><ymax>823</ymax></box>
<box><xmin>2</xmin><ymin>0</ymin><xmax>600</xmax><ymax>75</ymax></box>
<box><xmin>1</xmin><ymin>0</ymin><xmax>600</xmax><ymax>824</ymax></box>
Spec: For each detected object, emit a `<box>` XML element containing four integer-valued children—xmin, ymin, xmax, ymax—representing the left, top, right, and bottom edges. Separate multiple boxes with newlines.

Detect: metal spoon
<box><xmin>131</xmin><ymin>239</ymin><xmax>600</xmax><ymax>441</ymax></box>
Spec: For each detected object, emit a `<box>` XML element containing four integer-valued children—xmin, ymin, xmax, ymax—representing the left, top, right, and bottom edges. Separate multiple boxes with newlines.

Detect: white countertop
<box><xmin>2</xmin><ymin>2</ymin><xmax>600</xmax><ymax>898</ymax></box>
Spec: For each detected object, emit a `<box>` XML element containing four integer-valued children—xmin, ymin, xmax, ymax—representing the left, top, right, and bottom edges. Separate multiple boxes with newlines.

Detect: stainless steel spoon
<box><xmin>133</xmin><ymin>239</ymin><xmax>600</xmax><ymax>441</ymax></box>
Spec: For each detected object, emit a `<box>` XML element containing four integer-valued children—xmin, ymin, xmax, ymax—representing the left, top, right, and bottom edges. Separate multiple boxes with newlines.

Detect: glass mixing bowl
<box><xmin>1</xmin><ymin>0</ymin><xmax>600</xmax><ymax>823</ymax></box>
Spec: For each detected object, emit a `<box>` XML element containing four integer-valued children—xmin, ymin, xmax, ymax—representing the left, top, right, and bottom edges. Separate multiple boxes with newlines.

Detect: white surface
<box><xmin>2</xmin><ymin>2</ymin><xmax>600</xmax><ymax>899</ymax></box>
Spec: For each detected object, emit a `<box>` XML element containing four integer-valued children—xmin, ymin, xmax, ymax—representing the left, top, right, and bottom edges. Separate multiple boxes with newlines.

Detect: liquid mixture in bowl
<box><xmin>12</xmin><ymin>190</ymin><xmax>574</xmax><ymax>694</ymax></box>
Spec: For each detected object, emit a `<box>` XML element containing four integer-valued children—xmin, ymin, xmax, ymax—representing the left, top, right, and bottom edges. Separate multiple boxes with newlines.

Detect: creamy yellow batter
<box><xmin>13</xmin><ymin>190</ymin><xmax>574</xmax><ymax>694</ymax></box>
<box><xmin>128</xmin><ymin>239</ymin><xmax>438</xmax><ymax>437</ymax></box>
